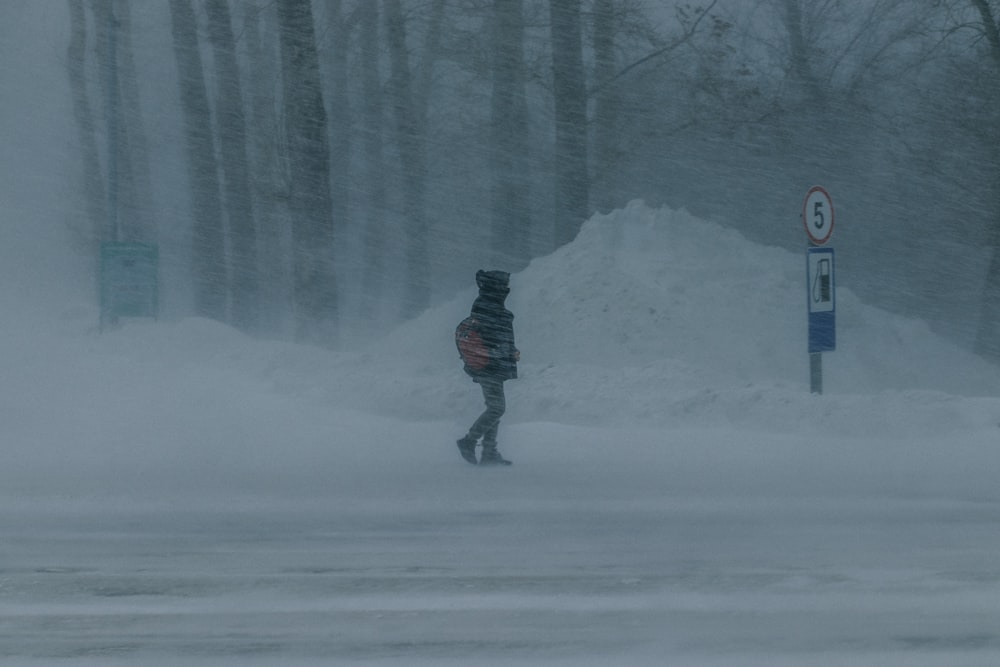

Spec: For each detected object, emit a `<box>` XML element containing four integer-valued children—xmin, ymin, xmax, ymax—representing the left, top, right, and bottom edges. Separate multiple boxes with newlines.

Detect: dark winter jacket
<box><xmin>469</xmin><ymin>270</ymin><xmax>518</xmax><ymax>382</ymax></box>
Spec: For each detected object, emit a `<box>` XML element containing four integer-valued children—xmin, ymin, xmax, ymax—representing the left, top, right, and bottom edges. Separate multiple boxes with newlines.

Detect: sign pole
<box><xmin>809</xmin><ymin>230</ymin><xmax>823</xmax><ymax>394</ymax></box>
<box><xmin>810</xmin><ymin>333</ymin><xmax>823</xmax><ymax>394</ymax></box>
<box><xmin>803</xmin><ymin>186</ymin><xmax>836</xmax><ymax>395</ymax></box>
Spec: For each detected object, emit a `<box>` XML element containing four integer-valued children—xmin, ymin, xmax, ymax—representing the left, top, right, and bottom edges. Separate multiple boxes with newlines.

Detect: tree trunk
<box><xmin>415</xmin><ymin>0</ymin><xmax>446</xmax><ymax>132</ymax></box>
<box><xmin>206</xmin><ymin>0</ymin><xmax>259</xmax><ymax>333</ymax></box>
<box><xmin>67</xmin><ymin>0</ymin><xmax>106</xmax><ymax>250</ymax></box>
<box><xmin>114</xmin><ymin>0</ymin><xmax>155</xmax><ymax>243</ymax></box>
<box><xmin>360</xmin><ymin>0</ymin><xmax>387</xmax><ymax>314</ymax></box>
<box><xmin>972</xmin><ymin>0</ymin><xmax>1000</xmax><ymax>361</ymax></box>
<box><xmin>490</xmin><ymin>0</ymin><xmax>532</xmax><ymax>268</ymax></box>
<box><xmin>591</xmin><ymin>0</ymin><xmax>618</xmax><ymax>213</ymax></box>
<box><xmin>277</xmin><ymin>0</ymin><xmax>338</xmax><ymax>343</ymax></box>
<box><xmin>781</xmin><ymin>0</ymin><xmax>823</xmax><ymax>105</ymax></box>
<box><xmin>169</xmin><ymin>0</ymin><xmax>228</xmax><ymax>321</ymax></box>
<box><xmin>384</xmin><ymin>0</ymin><xmax>430</xmax><ymax>318</ymax></box>
<box><xmin>89</xmin><ymin>0</ymin><xmax>124</xmax><ymax>242</ymax></box>
<box><xmin>972</xmin><ymin>0</ymin><xmax>1000</xmax><ymax>69</ymax></box>
<box><xmin>89</xmin><ymin>0</ymin><xmax>145</xmax><ymax>244</ymax></box>
<box><xmin>549</xmin><ymin>0</ymin><xmax>589</xmax><ymax>248</ymax></box>
<box><xmin>326</xmin><ymin>0</ymin><xmax>351</xmax><ymax>260</ymax></box>
<box><xmin>244</xmin><ymin>4</ymin><xmax>290</xmax><ymax>335</ymax></box>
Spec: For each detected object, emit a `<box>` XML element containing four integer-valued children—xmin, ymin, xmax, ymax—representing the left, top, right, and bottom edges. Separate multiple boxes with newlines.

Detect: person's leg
<box><xmin>458</xmin><ymin>378</ymin><xmax>509</xmax><ymax>463</ymax></box>
<box><xmin>478</xmin><ymin>380</ymin><xmax>511</xmax><ymax>465</ymax></box>
<box><xmin>457</xmin><ymin>378</ymin><xmax>505</xmax><ymax>464</ymax></box>
<box><xmin>474</xmin><ymin>378</ymin><xmax>505</xmax><ymax>445</ymax></box>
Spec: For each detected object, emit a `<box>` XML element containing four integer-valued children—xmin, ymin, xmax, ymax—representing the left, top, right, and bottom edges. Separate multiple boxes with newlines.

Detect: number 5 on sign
<box><xmin>803</xmin><ymin>186</ymin><xmax>834</xmax><ymax>246</ymax></box>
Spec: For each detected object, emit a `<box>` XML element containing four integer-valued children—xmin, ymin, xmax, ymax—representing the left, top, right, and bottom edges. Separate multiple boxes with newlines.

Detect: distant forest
<box><xmin>65</xmin><ymin>1</ymin><xmax>1000</xmax><ymax>360</ymax></box>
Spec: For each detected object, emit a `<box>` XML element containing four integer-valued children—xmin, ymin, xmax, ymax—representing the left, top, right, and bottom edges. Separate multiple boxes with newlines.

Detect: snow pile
<box><xmin>336</xmin><ymin>201</ymin><xmax>1000</xmax><ymax>434</ymax></box>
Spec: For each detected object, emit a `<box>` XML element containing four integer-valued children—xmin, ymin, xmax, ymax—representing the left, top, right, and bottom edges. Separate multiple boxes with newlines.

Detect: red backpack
<box><xmin>455</xmin><ymin>316</ymin><xmax>490</xmax><ymax>372</ymax></box>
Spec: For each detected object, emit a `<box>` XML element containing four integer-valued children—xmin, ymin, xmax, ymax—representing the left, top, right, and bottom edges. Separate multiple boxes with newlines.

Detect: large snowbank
<box><xmin>333</xmin><ymin>201</ymin><xmax>1000</xmax><ymax>435</ymax></box>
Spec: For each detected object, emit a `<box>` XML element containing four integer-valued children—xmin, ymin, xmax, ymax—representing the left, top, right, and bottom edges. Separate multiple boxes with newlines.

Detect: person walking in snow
<box><xmin>456</xmin><ymin>270</ymin><xmax>519</xmax><ymax>466</ymax></box>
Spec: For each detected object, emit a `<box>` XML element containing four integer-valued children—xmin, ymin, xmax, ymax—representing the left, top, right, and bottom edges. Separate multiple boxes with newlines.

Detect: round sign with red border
<box><xmin>802</xmin><ymin>186</ymin><xmax>834</xmax><ymax>245</ymax></box>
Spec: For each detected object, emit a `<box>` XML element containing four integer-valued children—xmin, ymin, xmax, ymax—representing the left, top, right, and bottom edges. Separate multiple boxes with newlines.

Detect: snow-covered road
<box><xmin>3</xmin><ymin>463</ymin><xmax>999</xmax><ymax>666</ymax></box>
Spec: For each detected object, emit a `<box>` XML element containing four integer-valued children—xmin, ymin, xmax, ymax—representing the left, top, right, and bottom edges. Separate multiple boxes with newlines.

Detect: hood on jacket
<box><xmin>476</xmin><ymin>270</ymin><xmax>510</xmax><ymax>301</ymax></box>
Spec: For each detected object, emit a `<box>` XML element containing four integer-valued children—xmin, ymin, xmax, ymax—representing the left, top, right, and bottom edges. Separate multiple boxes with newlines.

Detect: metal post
<box><xmin>810</xmin><ymin>352</ymin><xmax>823</xmax><ymax>395</ymax></box>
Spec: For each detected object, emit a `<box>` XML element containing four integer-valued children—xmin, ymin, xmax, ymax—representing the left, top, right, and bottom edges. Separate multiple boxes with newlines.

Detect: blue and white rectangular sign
<box><xmin>807</xmin><ymin>247</ymin><xmax>835</xmax><ymax>353</ymax></box>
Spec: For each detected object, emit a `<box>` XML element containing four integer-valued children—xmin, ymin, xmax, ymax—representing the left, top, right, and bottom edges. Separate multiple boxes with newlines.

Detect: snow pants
<box><xmin>467</xmin><ymin>376</ymin><xmax>506</xmax><ymax>446</ymax></box>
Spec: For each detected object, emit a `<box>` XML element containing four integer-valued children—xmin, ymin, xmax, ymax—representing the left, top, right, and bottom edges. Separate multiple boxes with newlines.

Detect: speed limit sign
<box><xmin>803</xmin><ymin>186</ymin><xmax>834</xmax><ymax>245</ymax></box>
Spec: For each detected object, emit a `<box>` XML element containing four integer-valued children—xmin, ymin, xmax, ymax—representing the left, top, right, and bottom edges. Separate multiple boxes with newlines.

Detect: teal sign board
<box><xmin>100</xmin><ymin>242</ymin><xmax>159</xmax><ymax>322</ymax></box>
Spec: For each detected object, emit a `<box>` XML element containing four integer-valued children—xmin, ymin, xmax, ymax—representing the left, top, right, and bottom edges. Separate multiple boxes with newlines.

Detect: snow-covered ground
<box><xmin>2</xmin><ymin>202</ymin><xmax>1000</xmax><ymax>665</ymax></box>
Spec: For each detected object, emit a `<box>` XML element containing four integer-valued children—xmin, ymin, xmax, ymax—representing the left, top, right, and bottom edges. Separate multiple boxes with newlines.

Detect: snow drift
<box><xmin>336</xmin><ymin>201</ymin><xmax>1000</xmax><ymax>434</ymax></box>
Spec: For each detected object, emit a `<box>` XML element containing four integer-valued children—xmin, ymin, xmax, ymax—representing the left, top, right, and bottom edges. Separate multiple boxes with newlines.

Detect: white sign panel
<box><xmin>803</xmin><ymin>186</ymin><xmax>835</xmax><ymax>245</ymax></box>
<box><xmin>808</xmin><ymin>248</ymin><xmax>835</xmax><ymax>314</ymax></box>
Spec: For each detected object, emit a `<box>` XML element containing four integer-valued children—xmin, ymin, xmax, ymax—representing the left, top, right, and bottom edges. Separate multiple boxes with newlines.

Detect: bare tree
<box><xmin>86</xmin><ymin>0</ymin><xmax>152</xmax><ymax>244</ymax></box>
<box><xmin>67</xmin><ymin>0</ymin><xmax>106</xmax><ymax>249</ymax></box>
<box><xmin>490</xmin><ymin>0</ymin><xmax>532</xmax><ymax>268</ymax></box>
<box><xmin>89</xmin><ymin>0</ymin><xmax>124</xmax><ymax>242</ymax></box>
<box><xmin>113</xmin><ymin>0</ymin><xmax>155</xmax><ymax>243</ymax></box>
<box><xmin>969</xmin><ymin>0</ymin><xmax>1000</xmax><ymax>361</ymax></box>
<box><xmin>781</xmin><ymin>0</ymin><xmax>824</xmax><ymax>106</ymax></box>
<box><xmin>324</xmin><ymin>0</ymin><xmax>351</xmax><ymax>260</ymax></box>
<box><xmin>384</xmin><ymin>0</ymin><xmax>443</xmax><ymax>318</ymax></box>
<box><xmin>206</xmin><ymin>0</ymin><xmax>259</xmax><ymax>332</ymax></box>
<box><xmin>169</xmin><ymin>0</ymin><xmax>228</xmax><ymax>321</ymax></box>
<box><xmin>549</xmin><ymin>0</ymin><xmax>589</xmax><ymax>248</ymax></box>
<box><xmin>277</xmin><ymin>0</ymin><xmax>338</xmax><ymax>343</ymax></box>
<box><xmin>360</xmin><ymin>0</ymin><xmax>387</xmax><ymax>312</ymax></box>
<box><xmin>244</xmin><ymin>3</ymin><xmax>289</xmax><ymax>334</ymax></box>
<box><xmin>591</xmin><ymin>0</ymin><xmax>618</xmax><ymax>213</ymax></box>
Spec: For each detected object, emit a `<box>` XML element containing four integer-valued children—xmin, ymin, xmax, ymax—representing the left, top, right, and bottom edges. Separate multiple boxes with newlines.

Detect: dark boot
<box><xmin>479</xmin><ymin>446</ymin><xmax>512</xmax><ymax>466</ymax></box>
<box><xmin>456</xmin><ymin>437</ymin><xmax>478</xmax><ymax>465</ymax></box>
